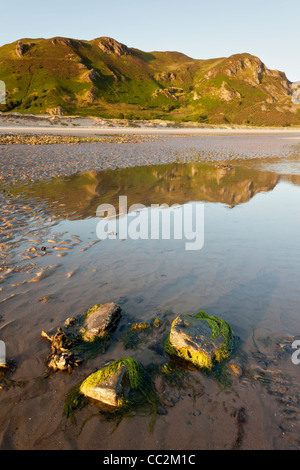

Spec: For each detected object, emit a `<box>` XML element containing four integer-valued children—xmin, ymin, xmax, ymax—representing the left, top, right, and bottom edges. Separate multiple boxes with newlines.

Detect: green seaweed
<box><xmin>70</xmin><ymin>332</ymin><xmax>110</xmax><ymax>360</ymax></box>
<box><xmin>122</xmin><ymin>317</ymin><xmax>162</xmax><ymax>351</ymax></box>
<box><xmin>80</xmin><ymin>357</ymin><xmax>142</xmax><ymax>394</ymax></box>
<box><xmin>63</xmin><ymin>383</ymin><xmax>86</xmax><ymax>424</ymax></box>
<box><xmin>160</xmin><ymin>362</ymin><xmax>189</xmax><ymax>388</ymax></box>
<box><xmin>195</xmin><ymin>311</ymin><xmax>233</xmax><ymax>362</ymax></box>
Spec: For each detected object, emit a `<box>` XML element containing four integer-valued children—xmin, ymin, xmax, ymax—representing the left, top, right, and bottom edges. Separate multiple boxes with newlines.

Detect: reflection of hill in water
<box><xmin>16</xmin><ymin>161</ymin><xmax>289</xmax><ymax>219</ymax></box>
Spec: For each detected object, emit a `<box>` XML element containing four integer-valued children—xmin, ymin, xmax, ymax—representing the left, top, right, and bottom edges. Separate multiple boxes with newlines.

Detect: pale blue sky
<box><xmin>1</xmin><ymin>0</ymin><xmax>300</xmax><ymax>81</ymax></box>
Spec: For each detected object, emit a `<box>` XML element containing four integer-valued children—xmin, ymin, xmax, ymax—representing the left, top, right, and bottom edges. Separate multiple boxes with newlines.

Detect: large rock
<box><xmin>79</xmin><ymin>358</ymin><xmax>141</xmax><ymax>408</ymax></box>
<box><xmin>165</xmin><ymin>311</ymin><xmax>233</xmax><ymax>370</ymax></box>
<box><xmin>79</xmin><ymin>302</ymin><xmax>122</xmax><ymax>342</ymax></box>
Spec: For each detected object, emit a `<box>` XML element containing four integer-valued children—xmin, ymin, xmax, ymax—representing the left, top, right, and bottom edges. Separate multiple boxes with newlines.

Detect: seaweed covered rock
<box><xmin>81</xmin><ymin>364</ymin><xmax>128</xmax><ymax>407</ymax></box>
<box><xmin>165</xmin><ymin>311</ymin><xmax>233</xmax><ymax>370</ymax></box>
<box><xmin>79</xmin><ymin>302</ymin><xmax>122</xmax><ymax>342</ymax></box>
<box><xmin>64</xmin><ymin>358</ymin><xmax>160</xmax><ymax>426</ymax></box>
<box><xmin>79</xmin><ymin>358</ymin><xmax>141</xmax><ymax>408</ymax></box>
<box><xmin>41</xmin><ymin>302</ymin><xmax>122</xmax><ymax>372</ymax></box>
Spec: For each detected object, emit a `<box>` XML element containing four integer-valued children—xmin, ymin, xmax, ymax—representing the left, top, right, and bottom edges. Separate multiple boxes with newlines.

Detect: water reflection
<box><xmin>12</xmin><ymin>161</ymin><xmax>287</xmax><ymax>220</ymax></box>
<box><xmin>2</xmin><ymin>152</ymin><xmax>300</xmax><ymax>449</ymax></box>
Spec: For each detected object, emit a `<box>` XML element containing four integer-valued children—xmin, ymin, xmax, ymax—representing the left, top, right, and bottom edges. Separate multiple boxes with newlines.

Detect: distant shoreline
<box><xmin>1</xmin><ymin>125</ymin><xmax>300</xmax><ymax>138</ymax></box>
<box><xmin>1</xmin><ymin>113</ymin><xmax>300</xmax><ymax>137</ymax></box>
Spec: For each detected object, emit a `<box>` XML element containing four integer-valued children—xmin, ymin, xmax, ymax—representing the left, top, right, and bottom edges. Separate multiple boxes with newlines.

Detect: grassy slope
<box><xmin>0</xmin><ymin>37</ymin><xmax>299</xmax><ymax>125</ymax></box>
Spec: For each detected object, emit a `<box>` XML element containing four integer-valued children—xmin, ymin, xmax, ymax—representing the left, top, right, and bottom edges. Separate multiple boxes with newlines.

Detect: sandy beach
<box><xmin>1</xmin><ymin>121</ymin><xmax>300</xmax><ymax>451</ymax></box>
<box><xmin>1</xmin><ymin>113</ymin><xmax>300</xmax><ymax>137</ymax></box>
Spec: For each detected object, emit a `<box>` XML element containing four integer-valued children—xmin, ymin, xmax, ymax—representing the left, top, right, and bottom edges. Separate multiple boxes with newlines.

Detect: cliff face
<box><xmin>0</xmin><ymin>36</ymin><xmax>299</xmax><ymax>125</ymax></box>
<box><xmin>97</xmin><ymin>37</ymin><xmax>131</xmax><ymax>56</ymax></box>
<box><xmin>291</xmin><ymin>82</ymin><xmax>300</xmax><ymax>104</ymax></box>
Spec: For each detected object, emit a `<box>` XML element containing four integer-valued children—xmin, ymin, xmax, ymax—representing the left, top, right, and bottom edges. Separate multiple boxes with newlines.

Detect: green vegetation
<box><xmin>122</xmin><ymin>317</ymin><xmax>162</xmax><ymax>350</ymax></box>
<box><xmin>0</xmin><ymin>37</ymin><xmax>299</xmax><ymax>126</ymax></box>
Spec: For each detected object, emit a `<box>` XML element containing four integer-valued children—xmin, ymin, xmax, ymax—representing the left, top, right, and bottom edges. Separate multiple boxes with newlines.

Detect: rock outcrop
<box><xmin>98</xmin><ymin>37</ymin><xmax>130</xmax><ymax>56</ymax></box>
<box><xmin>218</xmin><ymin>81</ymin><xmax>241</xmax><ymax>101</ymax></box>
<box><xmin>51</xmin><ymin>37</ymin><xmax>83</xmax><ymax>48</ymax></box>
<box><xmin>46</xmin><ymin>106</ymin><xmax>64</xmax><ymax>116</ymax></box>
<box><xmin>152</xmin><ymin>88</ymin><xmax>180</xmax><ymax>101</ymax></box>
<box><xmin>81</xmin><ymin>68</ymin><xmax>101</xmax><ymax>83</ymax></box>
<box><xmin>15</xmin><ymin>41</ymin><xmax>31</xmax><ymax>58</ymax></box>
<box><xmin>291</xmin><ymin>82</ymin><xmax>300</xmax><ymax>104</ymax></box>
<box><xmin>157</xmin><ymin>71</ymin><xmax>177</xmax><ymax>82</ymax></box>
<box><xmin>225</xmin><ymin>55</ymin><xmax>266</xmax><ymax>85</ymax></box>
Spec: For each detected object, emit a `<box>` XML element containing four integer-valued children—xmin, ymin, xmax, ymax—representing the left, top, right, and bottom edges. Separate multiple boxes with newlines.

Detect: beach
<box><xmin>1</xmin><ymin>121</ymin><xmax>300</xmax><ymax>450</ymax></box>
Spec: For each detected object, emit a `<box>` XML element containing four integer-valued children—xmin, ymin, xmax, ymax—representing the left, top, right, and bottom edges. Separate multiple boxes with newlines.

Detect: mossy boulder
<box><xmin>165</xmin><ymin>311</ymin><xmax>233</xmax><ymax>370</ymax></box>
<box><xmin>79</xmin><ymin>358</ymin><xmax>142</xmax><ymax>408</ymax></box>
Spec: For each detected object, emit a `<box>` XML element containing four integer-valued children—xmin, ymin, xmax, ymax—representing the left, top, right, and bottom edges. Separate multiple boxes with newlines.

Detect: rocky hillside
<box><xmin>0</xmin><ymin>36</ymin><xmax>299</xmax><ymax>126</ymax></box>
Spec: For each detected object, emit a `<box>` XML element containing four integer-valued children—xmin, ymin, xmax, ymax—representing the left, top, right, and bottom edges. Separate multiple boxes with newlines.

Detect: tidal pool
<box><xmin>1</xmin><ymin>134</ymin><xmax>300</xmax><ymax>450</ymax></box>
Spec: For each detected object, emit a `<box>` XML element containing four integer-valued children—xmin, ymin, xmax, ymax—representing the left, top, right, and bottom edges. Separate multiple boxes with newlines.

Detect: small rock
<box><xmin>79</xmin><ymin>302</ymin><xmax>122</xmax><ymax>342</ymax></box>
<box><xmin>229</xmin><ymin>361</ymin><xmax>243</xmax><ymax>376</ymax></box>
<box><xmin>157</xmin><ymin>406</ymin><xmax>168</xmax><ymax>415</ymax></box>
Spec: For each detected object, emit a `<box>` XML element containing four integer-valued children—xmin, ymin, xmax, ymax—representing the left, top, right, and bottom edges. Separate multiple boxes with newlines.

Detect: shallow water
<box><xmin>1</xmin><ymin>134</ymin><xmax>300</xmax><ymax>450</ymax></box>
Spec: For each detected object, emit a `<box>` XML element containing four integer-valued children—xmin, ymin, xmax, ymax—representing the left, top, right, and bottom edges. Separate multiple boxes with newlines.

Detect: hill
<box><xmin>0</xmin><ymin>36</ymin><xmax>300</xmax><ymax>126</ymax></box>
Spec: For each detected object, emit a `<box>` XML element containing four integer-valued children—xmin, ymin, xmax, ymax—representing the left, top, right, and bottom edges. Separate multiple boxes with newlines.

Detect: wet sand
<box><xmin>1</xmin><ymin>133</ymin><xmax>300</xmax><ymax>451</ymax></box>
<box><xmin>0</xmin><ymin>132</ymin><xmax>299</xmax><ymax>183</ymax></box>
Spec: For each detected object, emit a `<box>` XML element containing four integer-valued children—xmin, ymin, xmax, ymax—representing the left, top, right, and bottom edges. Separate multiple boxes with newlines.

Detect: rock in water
<box><xmin>81</xmin><ymin>365</ymin><xmax>128</xmax><ymax>407</ymax></box>
<box><xmin>165</xmin><ymin>311</ymin><xmax>233</xmax><ymax>370</ymax></box>
<box><xmin>79</xmin><ymin>358</ymin><xmax>142</xmax><ymax>408</ymax></box>
<box><xmin>65</xmin><ymin>358</ymin><xmax>159</xmax><ymax>420</ymax></box>
<box><xmin>79</xmin><ymin>302</ymin><xmax>122</xmax><ymax>342</ymax></box>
